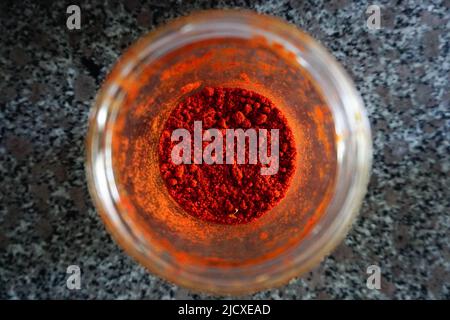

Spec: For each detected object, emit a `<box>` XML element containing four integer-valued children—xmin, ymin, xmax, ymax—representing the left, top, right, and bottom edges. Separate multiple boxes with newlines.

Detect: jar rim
<box><xmin>86</xmin><ymin>9</ymin><xmax>372</xmax><ymax>294</ymax></box>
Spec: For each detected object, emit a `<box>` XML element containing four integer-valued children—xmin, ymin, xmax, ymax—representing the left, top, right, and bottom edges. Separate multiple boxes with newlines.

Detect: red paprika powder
<box><xmin>159</xmin><ymin>87</ymin><xmax>296</xmax><ymax>224</ymax></box>
<box><xmin>110</xmin><ymin>34</ymin><xmax>337</xmax><ymax>268</ymax></box>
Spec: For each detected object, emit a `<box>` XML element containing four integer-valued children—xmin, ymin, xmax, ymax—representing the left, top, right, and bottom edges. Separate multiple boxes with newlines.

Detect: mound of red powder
<box><xmin>159</xmin><ymin>87</ymin><xmax>296</xmax><ymax>224</ymax></box>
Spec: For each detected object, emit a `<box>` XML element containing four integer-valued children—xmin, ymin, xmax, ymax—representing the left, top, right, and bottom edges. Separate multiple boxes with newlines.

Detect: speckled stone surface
<box><xmin>0</xmin><ymin>0</ymin><xmax>448</xmax><ymax>299</ymax></box>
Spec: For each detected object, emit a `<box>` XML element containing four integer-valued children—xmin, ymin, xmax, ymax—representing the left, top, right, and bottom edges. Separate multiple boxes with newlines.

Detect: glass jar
<box><xmin>86</xmin><ymin>10</ymin><xmax>372</xmax><ymax>295</ymax></box>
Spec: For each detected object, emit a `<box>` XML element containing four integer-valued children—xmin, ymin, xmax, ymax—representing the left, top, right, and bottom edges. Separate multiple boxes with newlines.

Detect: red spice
<box><xmin>159</xmin><ymin>87</ymin><xmax>296</xmax><ymax>224</ymax></box>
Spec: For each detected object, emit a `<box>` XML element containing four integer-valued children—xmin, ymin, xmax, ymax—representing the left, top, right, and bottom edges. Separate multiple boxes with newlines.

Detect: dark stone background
<box><xmin>0</xmin><ymin>0</ymin><xmax>448</xmax><ymax>299</ymax></box>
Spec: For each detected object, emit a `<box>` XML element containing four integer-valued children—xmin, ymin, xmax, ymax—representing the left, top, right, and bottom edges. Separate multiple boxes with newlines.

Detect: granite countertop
<box><xmin>0</xmin><ymin>0</ymin><xmax>448</xmax><ymax>299</ymax></box>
